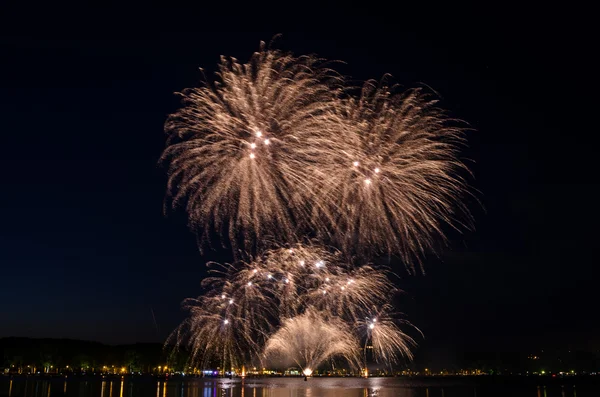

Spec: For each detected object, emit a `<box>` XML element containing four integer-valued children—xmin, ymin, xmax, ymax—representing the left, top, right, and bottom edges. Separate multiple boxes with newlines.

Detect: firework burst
<box><xmin>264</xmin><ymin>310</ymin><xmax>362</xmax><ymax>374</ymax></box>
<box><xmin>168</xmin><ymin>244</ymin><xmax>417</xmax><ymax>371</ymax></box>
<box><xmin>360</xmin><ymin>305</ymin><xmax>419</xmax><ymax>364</ymax></box>
<box><xmin>164</xmin><ymin>42</ymin><xmax>473</xmax><ymax>374</ymax></box>
<box><xmin>162</xmin><ymin>42</ymin><xmax>343</xmax><ymax>254</ymax></box>
<box><xmin>305</xmin><ymin>80</ymin><xmax>472</xmax><ymax>271</ymax></box>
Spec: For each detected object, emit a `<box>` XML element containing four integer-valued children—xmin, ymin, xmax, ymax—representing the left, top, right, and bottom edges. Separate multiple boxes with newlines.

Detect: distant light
<box><xmin>255</xmin><ymin>130</ymin><xmax>262</xmax><ymax>137</ymax></box>
<box><xmin>221</xmin><ymin>294</ymin><xmax>226</xmax><ymax>299</ymax></box>
<box><xmin>369</xmin><ymin>323</ymin><xmax>375</xmax><ymax>329</ymax></box>
<box><xmin>299</xmin><ymin>261</ymin><xmax>305</xmax><ymax>266</ymax></box>
<box><xmin>353</xmin><ymin>161</ymin><xmax>359</xmax><ymax>167</ymax></box>
<box><xmin>253</xmin><ymin>269</ymin><xmax>258</xmax><ymax>273</ymax></box>
<box><xmin>374</xmin><ymin>168</ymin><xmax>380</xmax><ymax>173</ymax></box>
<box><xmin>229</xmin><ymin>299</ymin><xmax>233</xmax><ymax>304</ymax></box>
<box><xmin>250</xmin><ymin>143</ymin><xmax>257</xmax><ymax>149</ymax></box>
<box><xmin>264</xmin><ymin>139</ymin><xmax>270</xmax><ymax>145</ymax></box>
<box><xmin>267</xmin><ymin>274</ymin><xmax>273</xmax><ymax>279</ymax></box>
<box><xmin>303</xmin><ymin>368</ymin><xmax>313</xmax><ymax>376</ymax></box>
<box><xmin>284</xmin><ymin>278</ymin><xmax>289</xmax><ymax>283</ymax></box>
<box><xmin>325</xmin><ymin>277</ymin><xmax>330</xmax><ymax>282</ymax></box>
<box><xmin>224</xmin><ymin>319</ymin><xmax>229</xmax><ymax>325</ymax></box>
<box><xmin>372</xmin><ymin>319</ymin><xmax>377</xmax><ymax>323</ymax></box>
<box><xmin>247</xmin><ymin>282</ymin><xmax>252</xmax><ymax>286</ymax></box>
<box><xmin>365</xmin><ymin>178</ymin><xmax>372</xmax><ymax>185</ymax></box>
<box><xmin>341</xmin><ymin>286</ymin><xmax>345</xmax><ymax>290</ymax></box>
<box><xmin>315</xmin><ymin>260</ymin><xmax>324</xmax><ymax>268</ymax></box>
<box><xmin>322</xmin><ymin>290</ymin><xmax>327</xmax><ymax>295</ymax></box>
<box><xmin>249</xmin><ymin>153</ymin><xmax>256</xmax><ymax>159</ymax></box>
<box><xmin>289</xmin><ymin>249</ymin><xmax>293</xmax><ymax>253</ymax></box>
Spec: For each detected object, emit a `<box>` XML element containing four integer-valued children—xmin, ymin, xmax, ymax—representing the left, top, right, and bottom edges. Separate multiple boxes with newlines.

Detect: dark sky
<box><xmin>1</xmin><ymin>6</ymin><xmax>597</xmax><ymax>368</ymax></box>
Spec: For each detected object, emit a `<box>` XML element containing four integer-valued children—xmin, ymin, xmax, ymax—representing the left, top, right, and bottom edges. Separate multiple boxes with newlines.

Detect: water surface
<box><xmin>0</xmin><ymin>376</ymin><xmax>589</xmax><ymax>397</ymax></box>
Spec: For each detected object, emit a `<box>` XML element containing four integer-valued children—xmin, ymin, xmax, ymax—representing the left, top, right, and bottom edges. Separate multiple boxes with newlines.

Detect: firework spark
<box><xmin>164</xmin><ymin>42</ymin><xmax>473</xmax><ymax>374</ymax></box>
<box><xmin>305</xmin><ymin>81</ymin><xmax>472</xmax><ymax>271</ymax></box>
<box><xmin>161</xmin><ymin>43</ymin><xmax>343</xmax><ymax>254</ymax></box>
<box><xmin>168</xmin><ymin>244</ymin><xmax>417</xmax><ymax>371</ymax></box>
<box><xmin>264</xmin><ymin>310</ymin><xmax>362</xmax><ymax>374</ymax></box>
<box><xmin>163</xmin><ymin>43</ymin><xmax>471</xmax><ymax>270</ymax></box>
<box><xmin>359</xmin><ymin>305</ymin><xmax>418</xmax><ymax>364</ymax></box>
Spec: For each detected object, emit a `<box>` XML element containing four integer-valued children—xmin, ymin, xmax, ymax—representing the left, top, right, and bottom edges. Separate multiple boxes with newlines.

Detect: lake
<box><xmin>0</xmin><ymin>376</ymin><xmax>591</xmax><ymax>397</ymax></box>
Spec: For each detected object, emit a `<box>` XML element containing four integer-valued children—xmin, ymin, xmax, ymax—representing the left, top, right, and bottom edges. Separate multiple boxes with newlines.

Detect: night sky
<box><xmin>1</xmin><ymin>7</ymin><xmax>597</xmax><ymax>368</ymax></box>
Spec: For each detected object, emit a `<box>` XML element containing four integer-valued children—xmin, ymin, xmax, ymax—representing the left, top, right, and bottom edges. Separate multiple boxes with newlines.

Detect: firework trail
<box><xmin>263</xmin><ymin>310</ymin><xmax>362</xmax><ymax>375</ymax></box>
<box><xmin>305</xmin><ymin>80</ymin><xmax>472</xmax><ymax>271</ymax></box>
<box><xmin>359</xmin><ymin>305</ymin><xmax>418</xmax><ymax>365</ymax></box>
<box><xmin>161</xmin><ymin>42</ymin><xmax>343</xmax><ymax>254</ymax></box>
<box><xmin>163</xmin><ymin>45</ymin><xmax>471</xmax><ymax>269</ymax></box>
<box><xmin>164</xmin><ymin>42</ymin><xmax>472</xmax><ymax>373</ymax></box>
<box><xmin>168</xmin><ymin>244</ymin><xmax>417</xmax><ymax>371</ymax></box>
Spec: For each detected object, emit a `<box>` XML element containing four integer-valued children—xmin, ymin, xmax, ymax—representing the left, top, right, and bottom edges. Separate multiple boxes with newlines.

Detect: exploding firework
<box><xmin>168</xmin><ymin>244</ymin><xmax>417</xmax><ymax>372</ymax></box>
<box><xmin>305</xmin><ymin>80</ymin><xmax>472</xmax><ymax>271</ymax></box>
<box><xmin>163</xmin><ymin>43</ymin><xmax>471</xmax><ymax>270</ymax></box>
<box><xmin>263</xmin><ymin>310</ymin><xmax>362</xmax><ymax>374</ymax></box>
<box><xmin>164</xmin><ymin>42</ymin><xmax>473</xmax><ymax>374</ymax></box>
<box><xmin>359</xmin><ymin>305</ymin><xmax>418</xmax><ymax>364</ymax></box>
<box><xmin>161</xmin><ymin>43</ymin><xmax>343</xmax><ymax>254</ymax></box>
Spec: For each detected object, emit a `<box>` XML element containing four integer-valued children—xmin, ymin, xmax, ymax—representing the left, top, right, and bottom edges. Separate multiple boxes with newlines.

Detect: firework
<box><xmin>263</xmin><ymin>310</ymin><xmax>362</xmax><ymax>374</ymax></box>
<box><xmin>305</xmin><ymin>81</ymin><xmax>471</xmax><ymax>271</ymax></box>
<box><xmin>161</xmin><ymin>43</ymin><xmax>343</xmax><ymax>254</ymax></box>
<box><xmin>164</xmin><ymin>42</ymin><xmax>473</xmax><ymax>374</ymax></box>
<box><xmin>167</xmin><ymin>295</ymin><xmax>263</xmax><ymax>371</ymax></box>
<box><xmin>359</xmin><ymin>305</ymin><xmax>418</xmax><ymax>364</ymax></box>
<box><xmin>168</xmin><ymin>244</ymin><xmax>417</xmax><ymax>371</ymax></box>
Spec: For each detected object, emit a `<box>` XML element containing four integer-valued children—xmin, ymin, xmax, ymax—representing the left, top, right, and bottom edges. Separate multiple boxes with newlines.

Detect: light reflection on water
<box><xmin>0</xmin><ymin>377</ymin><xmax>585</xmax><ymax>397</ymax></box>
